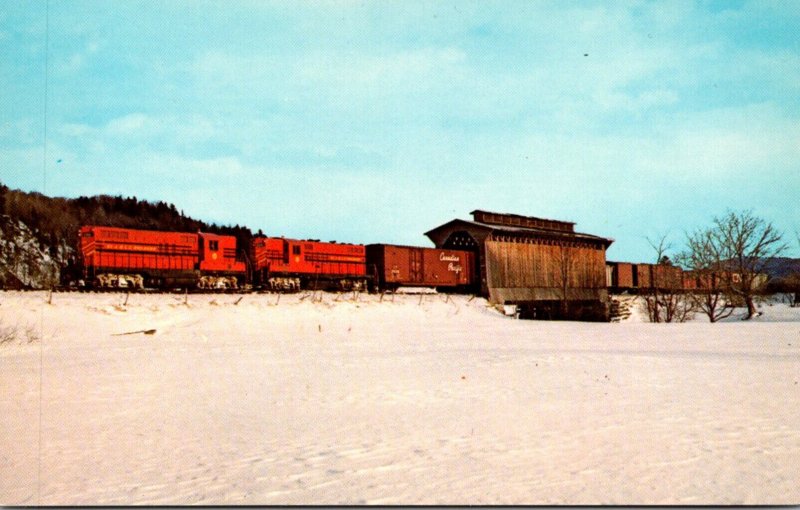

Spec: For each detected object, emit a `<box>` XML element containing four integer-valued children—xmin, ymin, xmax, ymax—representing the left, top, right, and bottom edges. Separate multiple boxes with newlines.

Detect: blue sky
<box><xmin>1</xmin><ymin>0</ymin><xmax>799</xmax><ymax>261</ymax></box>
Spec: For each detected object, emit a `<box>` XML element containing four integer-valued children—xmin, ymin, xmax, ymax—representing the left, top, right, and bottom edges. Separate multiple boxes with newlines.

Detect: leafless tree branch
<box><xmin>643</xmin><ymin>234</ymin><xmax>694</xmax><ymax>323</ymax></box>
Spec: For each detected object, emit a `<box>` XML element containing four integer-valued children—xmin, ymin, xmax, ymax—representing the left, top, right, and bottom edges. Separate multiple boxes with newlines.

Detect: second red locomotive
<box><xmin>251</xmin><ymin>236</ymin><xmax>369</xmax><ymax>291</ymax></box>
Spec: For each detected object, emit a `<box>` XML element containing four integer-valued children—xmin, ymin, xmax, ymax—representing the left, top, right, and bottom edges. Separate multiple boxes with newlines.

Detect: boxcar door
<box><xmin>409</xmin><ymin>248</ymin><xmax>423</xmax><ymax>283</ymax></box>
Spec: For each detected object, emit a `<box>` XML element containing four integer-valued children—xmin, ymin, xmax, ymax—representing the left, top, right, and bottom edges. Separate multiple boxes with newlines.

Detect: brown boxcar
<box><xmin>615</xmin><ymin>262</ymin><xmax>635</xmax><ymax>288</ymax></box>
<box><xmin>682</xmin><ymin>270</ymin><xmax>702</xmax><ymax>290</ymax></box>
<box><xmin>651</xmin><ymin>264</ymin><xmax>683</xmax><ymax>289</ymax></box>
<box><xmin>635</xmin><ymin>264</ymin><xmax>652</xmax><ymax>289</ymax></box>
<box><xmin>631</xmin><ymin>263</ymin><xmax>683</xmax><ymax>290</ymax></box>
<box><xmin>366</xmin><ymin>244</ymin><xmax>475</xmax><ymax>291</ymax></box>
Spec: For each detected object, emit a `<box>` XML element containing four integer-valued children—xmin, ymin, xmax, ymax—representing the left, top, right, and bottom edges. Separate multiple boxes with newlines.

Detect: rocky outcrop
<box><xmin>0</xmin><ymin>215</ymin><xmax>69</xmax><ymax>289</ymax></box>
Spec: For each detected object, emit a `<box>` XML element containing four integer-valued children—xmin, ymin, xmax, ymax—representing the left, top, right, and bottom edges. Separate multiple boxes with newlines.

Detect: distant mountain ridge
<box><xmin>0</xmin><ymin>182</ymin><xmax>253</xmax><ymax>289</ymax></box>
<box><xmin>761</xmin><ymin>257</ymin><xmax>800</xmax><ymax>279</ymax></box>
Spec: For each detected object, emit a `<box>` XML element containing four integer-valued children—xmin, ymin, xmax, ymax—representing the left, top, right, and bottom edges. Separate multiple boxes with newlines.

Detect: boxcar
<box><xmin>77</xmin><ymin>226</ymin><xmax>245</xmax><ymax>289</ymax></box>
<box><xmin>366</xmin><ymin>244</ymin><xmax>475</xmax><ymax>291</ymax></box>
<box><xmin>606</xmin><ymin>261</ymin><xmax>636</xmax><ymax>290</ymax></box>
<box><xmin>251</xmin><ymin>236</ymin><xmax>368</xmax><ymax>291</ymax></box>
<box><xmin>614</xmin><ymin>262</ymin><xmax>635</xmax><ymax>289</ymax></box>
<box><xmin>607</xmin><ymin>261</ymin><xmax>688</xmax><ymax>292</ymax></box>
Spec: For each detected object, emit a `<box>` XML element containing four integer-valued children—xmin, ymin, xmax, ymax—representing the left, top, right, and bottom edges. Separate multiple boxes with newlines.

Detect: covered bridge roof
<box><xmin>425</xmin><ymin>211</ymin><xmax>614</xmax><ymax>248</ymax></box>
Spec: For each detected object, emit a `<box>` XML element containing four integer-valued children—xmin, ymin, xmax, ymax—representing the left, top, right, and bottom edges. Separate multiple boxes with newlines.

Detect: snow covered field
<box><xmin>1</xmin><ymin>290</ymin><xmax>799</xmax><ymax>505</ymax></box>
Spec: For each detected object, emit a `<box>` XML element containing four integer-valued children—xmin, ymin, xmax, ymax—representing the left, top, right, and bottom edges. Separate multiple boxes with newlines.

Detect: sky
<box><xmin>1</xmin><ymin>0</ymin><xmax>799</xmax><ymax>261</ymax></box>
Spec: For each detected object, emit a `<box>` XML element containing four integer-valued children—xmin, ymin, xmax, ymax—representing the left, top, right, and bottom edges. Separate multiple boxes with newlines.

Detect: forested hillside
<box><xmin>0</xmin><ymin>182</ymin><xmax>253</xmax><ymax>288</ymax></box>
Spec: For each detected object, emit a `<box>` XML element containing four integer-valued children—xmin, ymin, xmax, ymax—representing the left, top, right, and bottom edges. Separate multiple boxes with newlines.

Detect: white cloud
<box><xmin>58</xmin><ymin>114</ymin><xmax>217</xmax><ymax>146</ymax></box>
<box><xmin>0</xmin><ymin>147</ymin><xmax>45</xmax><ymax>188</ymax></box>
<box><xmin>298</xmin><ymin>47</ymin><xmax>467</xmax><ymax>85</ymax></box>
<box><xmin>0</xmin><ymin>118</ymin><xmax>40</xmax><ymax>145</ymax></box>
<box><xmin>54</xmin><ymin>39</ymin><xmax>101</xmax><ymax>75</ymax></box>
<box><xmin>594</xmin><ymin>88</ymin><xmax>680</xmax><ymax>113</ymax></box>
<box><xmin>58</xmin><ymin>123</ymin><xmax>92</xmax><ymax>137</ymax></box>
<box><xmin>188</xmin><ymin>46</ymin><xmax>468</xmax><ymax>105</ymax></box>
<box><xmin>106</xmin><ymin>113</ymin><xmax>150</xmax><ymax>135</ymax></box>
<box><xmin>137</xmin><ymin>153</ymin><xmax>246</xmax><ymax>179</ymax></box>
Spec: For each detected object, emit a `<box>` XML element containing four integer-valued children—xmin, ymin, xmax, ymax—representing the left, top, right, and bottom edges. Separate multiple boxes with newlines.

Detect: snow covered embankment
<box><xmin>1</xmin><ymin>291</ymin><xmax>799</xmax><ymax>505</ymax></box>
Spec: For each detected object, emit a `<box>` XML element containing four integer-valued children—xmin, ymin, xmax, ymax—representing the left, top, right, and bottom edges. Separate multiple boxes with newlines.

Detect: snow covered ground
<box><xmin>1</xmin><ymin>290</ymin><xmax>798</xmax><ymax>505</ymax></box>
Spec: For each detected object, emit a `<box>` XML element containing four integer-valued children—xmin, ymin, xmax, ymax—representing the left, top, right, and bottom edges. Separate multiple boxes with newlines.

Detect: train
<box><xmin>68</xmin><ymin>225</ymin><xmax>721</xmax><ymax>294</ymax></box>
<box><xmin>69</xmin><ymin>225</ymin><xmax>476</xmax><ymax>293</ymax></box>
<box><xmin>605</xmin><ymin>260</ymin><xmax>745</xmax><ymax>293</ymax></box>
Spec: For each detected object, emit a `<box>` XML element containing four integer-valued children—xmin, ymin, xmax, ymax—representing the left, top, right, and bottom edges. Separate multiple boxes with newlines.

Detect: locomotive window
<box><xmin>292</xmin><ymin>246</ymin><xmax>301</xmax><ymax>255</ymax></box>
<box><xmin>209</xmin><ymin>241</ymin><xmax>219</xmax><ymax>251</ymax></box>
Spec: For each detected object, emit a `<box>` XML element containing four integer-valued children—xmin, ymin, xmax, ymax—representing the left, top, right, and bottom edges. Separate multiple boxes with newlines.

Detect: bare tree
<box><xmin>713</xmin><ymin>210</ymin><xmax>786</xmax><ymax>319</ymax></box>
<box><xmin>551</xmin><ymin>244</ymin><xmax>576</xmax><ymax>319</ymax></box>
<box><xmin>643</xmin><ymin>236</ymin><xmax>668</xmax><ymax>323</ymax></box>
<box><xmin>660</xmin><ymin>260</ymin><xmax>694</xmax><ymax>323</ymax></box>
<box><xmin>678</xmin><ymin>228</ymin><xmax>735</xmax><ymax>322</ymax></box>
<box><xmin>643</xmin><ymin>235</ymin><xmax>694</xmax><ymax>323</ymax></box>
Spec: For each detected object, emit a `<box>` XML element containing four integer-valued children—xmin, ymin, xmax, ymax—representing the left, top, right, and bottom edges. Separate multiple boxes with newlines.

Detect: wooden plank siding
<box><xmin>485</xmin><ymin>237</ymin><xmax>607</xmax><ymax>303</ymax></box>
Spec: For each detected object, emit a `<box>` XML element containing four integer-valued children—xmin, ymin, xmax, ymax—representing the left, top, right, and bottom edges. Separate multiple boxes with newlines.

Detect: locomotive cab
<box><xmin>284</xmin><ymin>240</ymin><xmax>302</xmax><ymax>264</ymax></box>
<box><xmin>198</xmin><ymin>233</ymin><xmax>245</xmax><ymax>273</ymax></box>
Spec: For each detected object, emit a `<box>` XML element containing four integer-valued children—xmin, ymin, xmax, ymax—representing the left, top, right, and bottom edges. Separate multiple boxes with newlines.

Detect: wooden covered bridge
<box><xmin>425</xmin><ymin>210</ymin><xmax>614</xmax><ymax>321</ymax></box>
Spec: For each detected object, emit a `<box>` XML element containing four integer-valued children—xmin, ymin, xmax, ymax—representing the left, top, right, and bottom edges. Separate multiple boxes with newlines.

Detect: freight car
<box><xmin>606</xmin><ymin>260</ymin><xmax>685</xmax><ymax>293</ymax></box>
<box><xmin>250</xmin><ymin>236</ymin><xmax>369</xmax><ymax>291</ymax></box>
<box><xmin>75</xmin><ymin>225</ymin><xmax>246</xmax><ymax>289</ymax></box>
<box><xmin>365</xmin><ymin>244</ymin><xmax>475</xmax><ymax>292</ymax></box>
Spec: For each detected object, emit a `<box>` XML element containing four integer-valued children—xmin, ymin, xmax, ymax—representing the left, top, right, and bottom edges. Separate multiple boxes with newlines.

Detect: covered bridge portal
<box><xmin>425</xmin><ymin>210</ymin><xmax>614</xmax><ymax>321</ymax></box>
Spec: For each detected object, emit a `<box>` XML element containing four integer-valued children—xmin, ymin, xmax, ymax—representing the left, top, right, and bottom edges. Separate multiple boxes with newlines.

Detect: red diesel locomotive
<box><xmin>76</xmin><ymin>225</ymin><xmax>246</xmax><ymax>289</ymax></box>
<box><xmin>251</xmin><ymin>236</ymin><xmax>369</xmax><ymax>291</ymax></box>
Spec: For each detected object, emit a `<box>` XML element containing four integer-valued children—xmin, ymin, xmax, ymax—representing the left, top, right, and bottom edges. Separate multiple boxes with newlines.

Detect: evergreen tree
<box><xmin>0</xmin><ymin>183</ymin><xmax>7</xmax><ymax>214</ymax></box>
